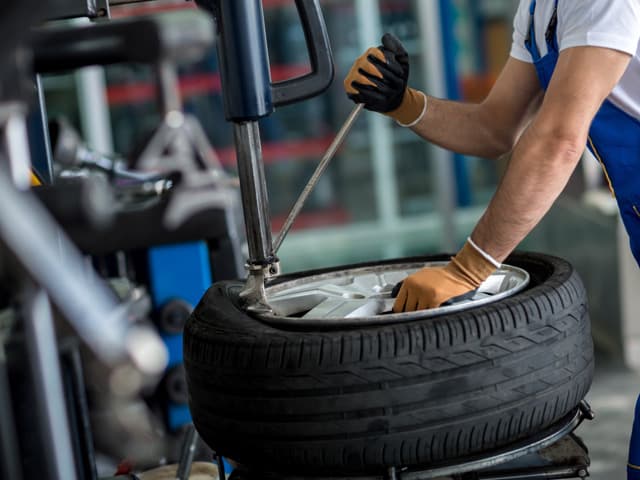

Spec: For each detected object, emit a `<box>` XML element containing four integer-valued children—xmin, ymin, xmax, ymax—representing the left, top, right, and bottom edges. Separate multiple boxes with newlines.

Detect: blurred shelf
<box><xmin>106</xmin><ymin>64</ymin><xmax>311</xmax><ymax>106</ymax></box>
<box><xmin>110</xmin><ymin>0</ymin><xmax>196</xmax><ymax>18</ymax></box>
<box><xmin>344</xmin><ymin>128</ymin><xmax>425</xmax><ymax>150</ymax></box>
<box><xmin>216</xmin><ymin>135</ymin><xmax>334</xmax><ymax>166</ymax></box>
<box><xmin>41</xmin><ymin>75</ymin><xmax>75</xmax><ymax>90</ymax></box>
<box><xmin>278</xmin><ymin>206</ymin><xmax>486</xmax><ymax>273</ymax></box>
<box><xmin>215</xmin><ymin>129</ymin><xmax>426</xmax><ymax>168</ymax></box>
<box><xmin>271</xmin><ymin>205</ymin><xmax>350</xmax><ymax>232</ymax></box>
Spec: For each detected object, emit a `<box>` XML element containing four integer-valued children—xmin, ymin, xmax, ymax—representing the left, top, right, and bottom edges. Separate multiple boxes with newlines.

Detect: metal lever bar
<box><xmin>273</xmin><ymin>103</ymin><xmax>364</xmax><ymax>254</ymax></box>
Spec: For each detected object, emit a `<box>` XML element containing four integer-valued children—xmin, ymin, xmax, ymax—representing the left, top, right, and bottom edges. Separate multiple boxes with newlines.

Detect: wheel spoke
<box><xmin>302</xmin><ymin>297</ymin><xmax>388</xmax><ymax>319</ymax></box>
<box><xmin>269</xmin><ymin>293</ymin><xmax>327</xmax><ymax>317</ymax></box>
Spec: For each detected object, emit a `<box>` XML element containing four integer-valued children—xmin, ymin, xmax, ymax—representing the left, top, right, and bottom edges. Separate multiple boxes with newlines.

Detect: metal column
<box><xmin>74</xmin><ymin>18</ymin><xmax>114</xmax><ymax>157</ymax></box>
<box><xmin>212</xmin><ymin>0</ymin><xmax>276</xmax><ymax>272</ymax></box>
<box><xmin>22</xmin><ymin>285</ymin><xmax>78</xmax><ymax>480</ymax></box>
<box><xmin>416</xmin><ymin>0</ymin><xmax>457</xmax><ymax>251</ymax></box>
<box><xmin>234</xmin><ymin>122</ymin><xmax>275</xmax><ymax>267</ymax></box>
<box><xmin>355</xmin><ymin>0</ymin><xmax>401</xmax><ymax>258</ymax></box>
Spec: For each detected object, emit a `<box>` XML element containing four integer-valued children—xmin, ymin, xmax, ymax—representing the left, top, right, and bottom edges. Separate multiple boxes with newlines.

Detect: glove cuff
<box><xmin>448</xmin><ymin>240</ymin><xmax>498</xmax><ymax>288</ymax></box>
<box><xmin>389</xmin><ymin>88</ymin><xmax>427</xmax><ymax>126</ymax></box>
<box><xmin>467</xmin><ymin>236</ymin><xmax>501</xmax><ymax>269</ymax></box>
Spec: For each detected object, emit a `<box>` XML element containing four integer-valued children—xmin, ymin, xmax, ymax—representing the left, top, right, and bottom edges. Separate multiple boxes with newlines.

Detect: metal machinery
<box><xmin>223</xmin><ymin>406</ymin><xmax>593</xmax><ymax>479</ymax></box>
<box><xmin>0</xmin><ymin>1</ymin><xmax>173</xmax><ymax>479</ymax></box>
<box><xmin>0</xmin><ymin>0</ymin><xmax>243</xmax><ymax>478</ymax></box>
<box><xmin>0</xmin><ymin>0</ymin><xmax>594</xmax><ymax>479</ymax></box>
<box><xmin>193</xmin><ymin>0</ymin><xmax>338</xmax><ymax>314</ymax></box>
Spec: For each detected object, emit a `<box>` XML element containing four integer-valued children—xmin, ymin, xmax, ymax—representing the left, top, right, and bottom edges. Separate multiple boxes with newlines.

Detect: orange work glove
<box><xmin>343</xmin><ymin>33</ymin><xmax>426</xmax><ymax>126</ymax></box>
<box><xmin>393</xmin><ymin>239</ymin><xmax>499</xmax><ymax>312</ymax></box>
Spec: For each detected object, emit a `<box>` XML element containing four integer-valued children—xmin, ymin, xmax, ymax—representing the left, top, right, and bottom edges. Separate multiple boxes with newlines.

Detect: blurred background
<box><xmin>42</xmin><ymin>0</ymin><xmax>519</xmax><ymax>269</ymax></box>
<box><xmin>39</xmin><ymin>1</ymin><xmax>640</xmax><ymax>477</ymax></box>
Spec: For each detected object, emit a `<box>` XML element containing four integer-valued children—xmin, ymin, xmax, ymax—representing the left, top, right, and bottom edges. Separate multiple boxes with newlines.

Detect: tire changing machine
<box><xmin>225</xmin><ymin>403</ymin><xmax>593</xmax><ymax>480</ymax></box>
<box><xmin>192</xmin><ymin>1</ymin><xmax>594</xmax><ymax>478</ymax></box>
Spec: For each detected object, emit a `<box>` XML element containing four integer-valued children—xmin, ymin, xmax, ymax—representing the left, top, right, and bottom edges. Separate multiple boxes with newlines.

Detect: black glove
<box><xmin>344</xmin><ymin>33</ymin><xmax>410</xmax><ymax>113</ymax></box>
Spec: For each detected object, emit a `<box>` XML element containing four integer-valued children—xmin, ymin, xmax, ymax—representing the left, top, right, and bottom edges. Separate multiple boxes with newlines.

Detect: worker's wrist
<box><xmin>449</xmin><ymin>239</ymin><xmax>499</xmax><ymax>288</ymax></box>
<box><xmin>466</xmin><ymin>236</ymin><xmax>501</xmax><ymax>269</ymax></box>
<box><xmin>389</xmin><ymin>88</ymin><xmax>427</xmax><ymax>127</ymax></box>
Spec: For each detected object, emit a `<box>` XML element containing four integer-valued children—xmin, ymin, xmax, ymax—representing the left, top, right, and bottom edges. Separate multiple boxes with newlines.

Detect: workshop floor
<box><xmin>580</xmin><ymin>356</ymin><xmax>639</xmax><ymax>479</ymax></box>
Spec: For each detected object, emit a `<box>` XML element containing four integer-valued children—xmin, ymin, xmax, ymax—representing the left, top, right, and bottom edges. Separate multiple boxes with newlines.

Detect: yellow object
<box><xmin>393</xmin><ymin>241</ymin><xmax>497</xmax><ymax>312</ymax></box>
<box><xmin>30</xmin><ymin>170</ymin><xmax>42</xmax><ymax>187</ymax></box>
<box><xmin>587</xmin><ymin>136</ymin><xmax>614</xmax><ymax>197</ymax></box>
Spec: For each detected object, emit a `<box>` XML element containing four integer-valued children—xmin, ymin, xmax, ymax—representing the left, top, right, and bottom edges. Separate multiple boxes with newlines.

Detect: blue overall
<box><xmin>525</xmin><ymin>0</ymin><xmax>640</xmax><ymax>265</ymax></box>
<box><xmin>524</xmin><ymin>1</ymin><xmax>640</xmax><ymax>478</ymax></box>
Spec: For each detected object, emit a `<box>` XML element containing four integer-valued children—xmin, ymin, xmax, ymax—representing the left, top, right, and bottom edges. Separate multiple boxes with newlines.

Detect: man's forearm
<box><xmin>470</xmin><ymin>125</ymin><xmax>584</xmax><ymax>262</ymax></box>
<box><xmin>408</xmin><ymin>58</ymin><xmax>543</xmax><ymax>160</ymax></box>
<box><xmin>410</xmin><ymin>97</ymin><xmax>512</xmax><ymax>159</ymax></box>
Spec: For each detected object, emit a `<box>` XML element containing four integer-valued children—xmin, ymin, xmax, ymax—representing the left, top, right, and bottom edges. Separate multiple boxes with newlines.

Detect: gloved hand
<box><xmin>344</xmin><ymin>33</ymin><xmax>426</xmax><ymax>126</ymax></box>
<box><xmin>393</xmin><ymin>240</ymin><xmax>499</xmax><ymax>312</ymax></box>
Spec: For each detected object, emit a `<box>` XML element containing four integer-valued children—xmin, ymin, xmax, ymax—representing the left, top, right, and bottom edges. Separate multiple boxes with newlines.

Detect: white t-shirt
<box><xmin>510</xmin><ymin>0</ymin><xmax>640</xmax><ymax>121</ymax></box>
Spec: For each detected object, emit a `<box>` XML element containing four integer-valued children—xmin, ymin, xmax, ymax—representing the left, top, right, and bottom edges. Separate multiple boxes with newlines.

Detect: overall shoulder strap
<box><xmin>544</xmin><ymin>0</ymin><xmax>560</xmax><ymax>53</ymax></box>
<box><xmin>524</xmin><ymin>0</ymin><xmax>542</xmax><ymax>61</ymax></box>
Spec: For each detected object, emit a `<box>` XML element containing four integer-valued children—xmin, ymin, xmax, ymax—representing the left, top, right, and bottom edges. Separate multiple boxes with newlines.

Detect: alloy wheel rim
<box><xmin>259</xmin><ymin>261</ymin><xmax>530</xmax><ymax>327</ymax></box>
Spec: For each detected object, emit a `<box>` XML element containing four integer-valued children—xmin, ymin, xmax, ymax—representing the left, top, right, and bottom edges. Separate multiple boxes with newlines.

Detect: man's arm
<box><xmin>472</xmin><ymin>46</ymin><xmax>632</xmax><ymax>261</ymax></box>
<box><xmin>411</xmin><ymin>57</ymin><xmax>543</xmax><ymax>159</ymax></box>
<box><xmin>392</xmin><ymin>45</ymin><xmax>631</xmax><ymax>312</ymax></box>
<box><xmin>345</xmin><ymin>36</ymin><xmax>634</xmax><ymax>311</ymax></box>
<box><xmin>344</xmin><ymin>34</ymin><xmax>542</xmax><ymax>160</ymax></box>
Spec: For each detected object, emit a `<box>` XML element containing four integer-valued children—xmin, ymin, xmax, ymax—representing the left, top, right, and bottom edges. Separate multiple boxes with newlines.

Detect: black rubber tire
<box><xmin>184</xmin><ymin>252</ymin><xmax>593</xmax><ymax>475</ymax></box>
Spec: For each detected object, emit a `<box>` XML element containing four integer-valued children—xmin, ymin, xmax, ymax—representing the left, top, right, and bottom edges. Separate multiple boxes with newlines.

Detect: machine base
<box><xmin>223</xmin><ymin>402</ymin><xmax>593</xmax><ymax>480</ymax></box>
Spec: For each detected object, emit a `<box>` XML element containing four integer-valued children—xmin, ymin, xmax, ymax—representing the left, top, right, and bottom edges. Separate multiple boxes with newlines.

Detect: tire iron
<box><xmin>272</xmin><ymin>103</ymin><xmax>364</xmax><ymax>254</ymax></box>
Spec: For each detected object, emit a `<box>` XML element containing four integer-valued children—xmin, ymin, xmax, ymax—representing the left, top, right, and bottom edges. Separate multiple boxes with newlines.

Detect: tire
<box><xmin>184</xmin><ymin>252</ymin><xmax>593</xmax><ymax>474</ymax></box>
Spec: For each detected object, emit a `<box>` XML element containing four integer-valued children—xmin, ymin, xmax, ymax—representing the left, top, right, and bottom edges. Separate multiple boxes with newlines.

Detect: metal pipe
<box><xmin>355</xmin><ymin>0</ymin><xmax>401</xmax><ymax>257</ymax></box>
<box><xmin>2</xmin><ymin>104</ymin><xmax>32</xmax><ymax>190</ymax></box>
<box><xmin>23</xmin><ymin>285</ymin><xmax>78</xmax><ymax>480</ymax></box>
<box><xmin>157</xmin><ymin>60</ymin><xmax>183</xmax><ymax>116</ymax></box>
<box><xmin>215</xmin><ymin>453</ymin><xmax>226</xmax><ymax>480</ymax></box>
<box><xmin>273</xmin><ymin>103</ymin><xmax>363</xmax><ymax>254</ymax></box>
<box><xmin>74</xmin><ymin>17</ymin><xmax>114</xmax><ymax>157</ymax></box>
<box><xmin>35</xmin><ymin>76</ymin><xmax>55</xmax><ymax>183</ymax></box>
<box><xmin>416</xmin><ymin>0</ymin><xmax>456</xmax><ymax>251</ymax></box>
<box><xmin>176</xmin><ymin>425</ymin><xmax>198</xmax><ymax>480</ymax></box>
<box><xmin>60</xmin><ymin>341</ymin><xmax>99</xmax><ymax>480</ymax></box>
<box><xmin>476</xmin><ymin>467</ymin><xmax>586</xmax><ymax>479</ymax></box>
<box><xmin>234</xmin><ymin>121</ymin><xmax>274</xmax><ymax>266</ymax></box>
<box><xmin>0</xmin><ymin>340</ymin><xmax>21</xmax><ymax>480</ymax></box>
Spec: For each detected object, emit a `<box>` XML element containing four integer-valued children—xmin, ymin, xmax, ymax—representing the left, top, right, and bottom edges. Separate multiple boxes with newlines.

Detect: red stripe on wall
<box><xmin>107</xmin><ymin>65</ymin><xmax>311</xmax><ymax>106</ymax></box>
<box><xmin>217</xmin><ymin>135</ymin><xmax>334</xmax><ymax>166</ymax></box>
